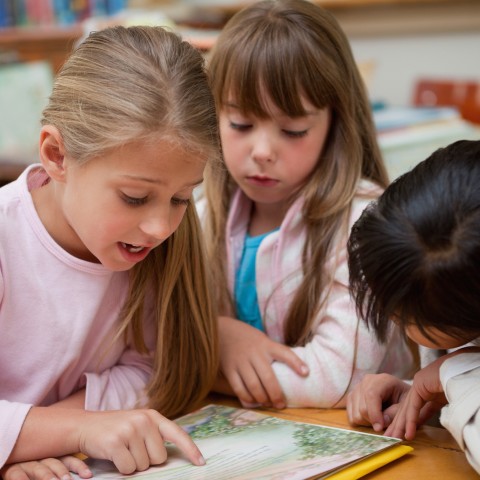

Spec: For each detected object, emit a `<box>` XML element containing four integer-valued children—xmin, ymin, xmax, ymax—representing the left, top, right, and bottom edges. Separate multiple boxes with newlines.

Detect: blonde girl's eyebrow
<box><xmin>120</xmin><ymin>175</ymin><xmax>204</xmax><ymax>187</ymax></box>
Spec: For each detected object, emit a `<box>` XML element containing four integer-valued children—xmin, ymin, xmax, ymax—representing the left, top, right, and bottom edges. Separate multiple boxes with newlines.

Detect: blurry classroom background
<box><xmin>0</xmin><ymin>0</ymin><xmax>479</xmax><ymax>184</ymax></box>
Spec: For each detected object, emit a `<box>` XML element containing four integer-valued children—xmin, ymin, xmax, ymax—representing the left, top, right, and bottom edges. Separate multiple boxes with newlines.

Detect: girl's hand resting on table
<box><xmin>0</xmin><ymin>455</ymin><xmax>91</xmax><ymax>480</ymax></box>
<box><xmin>347</xmin><ymin>373</ymin><xmax>412</xmax><ymax>432</ymax></box>
<box><xmin>217</xmin><ymin>316</ymin><xmax>309</xmax><ymax>409</ymax></box>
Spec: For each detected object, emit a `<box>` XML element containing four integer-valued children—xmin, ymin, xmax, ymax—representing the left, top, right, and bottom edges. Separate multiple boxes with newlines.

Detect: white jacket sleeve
<box><xmin>440</xmin><ymin>353</ymin><xmax>480</xmax><ymax>475</ymax></box>
<box><xmin>272</xmin><ymin>246</ymin><xmax>413</xmax><ymax>408</ymax></box>
<box><xmin>270</xmin><ymin>187</ymin><xmax>414</xmax><ymax>408</ymax></box>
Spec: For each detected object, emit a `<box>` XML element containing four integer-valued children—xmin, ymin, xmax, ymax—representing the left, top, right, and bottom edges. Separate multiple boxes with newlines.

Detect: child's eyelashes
<box><xmin>229</xmin><ymin>121</ymin><xmax>252</xmax><ymax>132</ymax></box>
<box><xmin>228</xmin><ymin>121</ymin><xmax>308</xmax><ymax>138</ymax></box>
<box><xmin>283</xmin><ymin>129</ymin><xmax>308</xmax><ymax>138</ymax></box>
<box><xmin>171</xmin><ymin>197</ymin><xmax>190</xmax><ymax>207</ymax></box>
<box><xmin>122</xmin><ymin>194</ymin><xmax>148</xmax><ymax>206</ymax></box>
<box><xmin>121</xmin><ymin>194</ymin><xmax>190</xmax><ymax>208</ymax></box>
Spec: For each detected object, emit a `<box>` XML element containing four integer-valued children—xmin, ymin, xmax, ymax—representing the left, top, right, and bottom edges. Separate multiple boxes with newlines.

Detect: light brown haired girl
<box><xmin>202</xmin><ymin>0</ymin><xmax>414</xmax><ymax>410</ymax></box>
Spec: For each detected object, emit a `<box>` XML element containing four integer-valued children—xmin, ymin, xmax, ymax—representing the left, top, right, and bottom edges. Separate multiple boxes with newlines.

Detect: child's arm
<box><xmin>270</xmin><ymin>274</ymin><xmax>413</xmax><ymax>408</ymax></box>
<box><xmin>6</xmin><ymin>406</ymin><xmax>205</xmax><ymax>473</ymax></box>
<box><xmin>82</xmin><ymin>340</ymin><xmax>153</xmax><ymax>412</ymax></box>
<box><xmin>384</xmin><ymin>361</ymin><xmax>447</xmax><ymax>440</ymax></box>
<box><xmin>52</xmin><ymin>389</ymin><xmax>86</xmax><ymax>409</ymax></box>
<box><xmin>216</xmin><ymin>316</ymin><xmax>309</xmax><ymax>409</ymax></box>
<box><xmin>0</xmin><ymin>392</ymin><xmax>91</xmax><ymax>480</ymax></box>
<box><xmin>439</xmin><ymin>351</ymin><xmax>480</xmax><ymax>475</ymax></box>
<box><xmin>346</xmin><ymin>373</ymin><xmax>411</xmax><ymax>432</ymax></box>
<box><xmin>384</xmin><ymin>348</ymin><xmax>480</xmax><ymax>440</ymax></box>
<box><xmin>271</xmin><ymin>193</ymin><xmax>415</xmax><ymax>408</ymax></box>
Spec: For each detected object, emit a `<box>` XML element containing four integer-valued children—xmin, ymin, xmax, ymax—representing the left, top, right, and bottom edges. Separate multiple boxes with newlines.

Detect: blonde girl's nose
<box><xmin>139</xmin><ymin>210</ymin><xmax>174</xmax><ymax>242</ymax></box>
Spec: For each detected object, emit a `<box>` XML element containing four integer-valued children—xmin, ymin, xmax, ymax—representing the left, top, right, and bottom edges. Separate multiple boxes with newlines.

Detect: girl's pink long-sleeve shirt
<box><xmin>0</xmin><ymin>165</ymin><xmax>154</xmax><ymax>467</ymax></box>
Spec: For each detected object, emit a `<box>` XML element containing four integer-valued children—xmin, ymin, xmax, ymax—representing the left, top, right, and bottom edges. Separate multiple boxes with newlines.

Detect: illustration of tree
<box><xmin>292</xmin><ymin>425</ymin><xmax>398</xmax><ymax>460</ymax></box>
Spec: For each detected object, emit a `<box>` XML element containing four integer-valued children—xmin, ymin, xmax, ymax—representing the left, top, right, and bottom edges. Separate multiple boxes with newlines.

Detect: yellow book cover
<box><xmin>325</xmin><ymin>444</ymin><xmax>413</xmax><ymax>479</ymax></box>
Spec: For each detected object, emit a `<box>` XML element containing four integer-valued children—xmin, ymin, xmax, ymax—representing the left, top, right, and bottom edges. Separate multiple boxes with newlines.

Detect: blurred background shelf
<box><xmin>0</xmin><ymin>0</ymin><xmax>479</xmax><ymax>184</ymax></box>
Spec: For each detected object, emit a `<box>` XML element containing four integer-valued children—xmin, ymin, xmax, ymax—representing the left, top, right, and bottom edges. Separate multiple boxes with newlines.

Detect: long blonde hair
<box><xmin>42</xmin><ymin>25</ymin><xmax>220</xmax><ymax>417</ymax></box>
<box><xmin>204</xmin><ymin>0</ymin><xmax>388</xmax><ymax>346</ymax></box>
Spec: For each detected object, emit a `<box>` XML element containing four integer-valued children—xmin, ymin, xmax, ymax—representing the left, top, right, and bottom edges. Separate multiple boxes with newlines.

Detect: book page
<box><xmin>75</xmin><ymin>404</ymin><xmax>403</xmax><ymax>480</ymax></box>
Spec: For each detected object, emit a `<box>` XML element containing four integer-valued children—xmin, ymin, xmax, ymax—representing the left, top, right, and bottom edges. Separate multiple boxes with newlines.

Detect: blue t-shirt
<box><xmin>234</xmin><ymin>230</ymin><xmax>276</xmax><ymax>331</ymax></box>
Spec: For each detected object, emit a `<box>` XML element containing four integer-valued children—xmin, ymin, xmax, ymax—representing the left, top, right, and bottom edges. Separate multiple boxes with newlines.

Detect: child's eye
<box><xmin>283</xmin><ymin>129</ymin><xmax>308</xmax><ymax>138</ymax></box>
<box><xmin>171</xmin><ymin>197</ymin><xmax>190</xmax><ymax>207</ymax></box>
<box><xmin>122</xmin><ymin>194</ymin><xmax>148</xmax><ymax>206</ymax></box>
<box><xmin>229</xmin><ymin>121</ymin><xmax>252</xmax><ymax>132</ymax></box>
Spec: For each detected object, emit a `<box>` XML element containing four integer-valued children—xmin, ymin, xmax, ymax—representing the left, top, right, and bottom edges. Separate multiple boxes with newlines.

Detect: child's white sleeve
<box><xmin>440</xmin><ymin>353</ymin><xmax>480</xmax><ymax>474</ymax></box>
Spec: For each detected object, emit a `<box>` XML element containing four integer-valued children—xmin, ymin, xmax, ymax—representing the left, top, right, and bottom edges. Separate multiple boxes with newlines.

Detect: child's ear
<box><xmin>39</xmin><ymin>125</ymin><xmax>67</xmax><ymax>182</ymax></box>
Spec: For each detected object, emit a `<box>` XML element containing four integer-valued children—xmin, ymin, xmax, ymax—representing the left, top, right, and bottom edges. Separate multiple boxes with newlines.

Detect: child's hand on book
<box><xmin>76</xmin><ymin>409</ymin><xmax>205</xmax><ymax>474</ymax></box>
<box><xmin>0</xmin><ymin>455</ymin><xmax>91</xmax><ymax>480</ymax></box>
<box><xmin>385</xmin><ymin>356</ymin><xmax>449</xmax><ymax>440</ymax></box>
<box><xmin>347</xmin><ymin>373</ymin><xmax>411</xmax><ymax>432</ymax></box>
<box><xmin>217</xmin><ymin>316</ymin><xmax>308</xmax><ymax>409</ymax></box>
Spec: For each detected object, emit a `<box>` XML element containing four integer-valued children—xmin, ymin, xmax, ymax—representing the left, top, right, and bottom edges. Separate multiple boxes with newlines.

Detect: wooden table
<box><xmin>208</xmin><ymin>394</ymin><xmax>478</xmax><ymax>479</ymax></box>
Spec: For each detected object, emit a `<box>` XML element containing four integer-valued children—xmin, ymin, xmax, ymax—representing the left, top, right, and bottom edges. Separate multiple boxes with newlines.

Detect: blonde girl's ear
<box><xmin>39</xmin><ymin>125</ymin><xmax>67</xmax><ymax>182</ymax></box>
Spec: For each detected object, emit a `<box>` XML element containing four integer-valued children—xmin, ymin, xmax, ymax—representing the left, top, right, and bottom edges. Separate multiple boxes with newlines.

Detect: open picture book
<box><xmin>74</xmin><ymin>404</ymin><xmax>412</xmax><ymax>479</ymax></box>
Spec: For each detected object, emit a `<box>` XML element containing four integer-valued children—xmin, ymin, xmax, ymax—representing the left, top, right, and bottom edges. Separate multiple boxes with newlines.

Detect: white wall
<box><xmin>349</xmin><ymin>31</ymin><xmax>480</xmax><ymax>106</ymax></box>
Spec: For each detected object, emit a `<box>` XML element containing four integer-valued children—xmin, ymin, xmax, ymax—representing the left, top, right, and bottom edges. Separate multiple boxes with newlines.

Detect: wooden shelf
<box><xmin>184</xmin><ymin>0</ymin><xmax>480</xmax><ymax>35</ymax></box>
<box><xmin>0</xmin><ymin>0</ymin><xmax>478</xmax><ymax>184</ymax></box>
<box><xmin>0</xmin><ymin>0</ymin><xmax>478</xmax><ymax>75</ymax></box>
<box><xmin>325</xmin><ymin>0</ymin><xmax>480</xmax><ymax>37</ymax></box>
<box><xmin>0</xmin><ymin>25</ymin><xmax>82</xmax><ymax>73</ymax></box>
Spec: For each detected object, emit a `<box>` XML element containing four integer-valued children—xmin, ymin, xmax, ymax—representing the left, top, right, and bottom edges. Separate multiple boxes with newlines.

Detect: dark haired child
<box><xmin>347</xmin><ymin>140</ymin><xmax>480</xmax><ymax>474</ymax></box>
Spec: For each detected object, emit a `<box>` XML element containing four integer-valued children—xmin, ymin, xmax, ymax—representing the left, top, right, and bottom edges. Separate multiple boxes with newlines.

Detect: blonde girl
<box><xmin>0</xmin><ymin>25</ymin><xmax>219</xmax><ymax>480</ymax></box>
<box><xmin>203</xmin><ymin>0</ymin><xmax>414</xmax><ymax>410</ymax></box>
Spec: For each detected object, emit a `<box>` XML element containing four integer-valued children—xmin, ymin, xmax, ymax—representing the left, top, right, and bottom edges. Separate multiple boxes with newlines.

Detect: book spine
<box><xmin>71</xmin><ymin>0</ymin><xmax>90</xmax><ymax>22</ymax></box>
<box><xmin>12</xmin><ymin>0</ymin><xmax>28</xmax><ymax>26</ymax></box>
<box><xmin>0</xmin><ymin>0</ymin><xmax>14</xmax><ymax>27</ymax></box>
<box><xmin>106</xmin><ymin>0</ymin><xmax>126</xmax><ymax>15</ymax></box>
<box><xmin>89</xmin><ymin>0</ymin><xmax>107</xmax><ymax>17</ymax></box>
<box><xmin>52</xmin><ymin>0</ymin><xmax>76</xmax><ymax>25</ymax></box>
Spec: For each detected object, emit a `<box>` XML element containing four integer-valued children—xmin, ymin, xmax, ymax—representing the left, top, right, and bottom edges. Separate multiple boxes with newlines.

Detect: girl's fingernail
<box><xmin>373</xmin><ymin>423</ymin><xmax>382</xmax><ymax>432</ymax></box>
<box><xmin>301</xmin><ymin>366</ymin><xmax>309</xmax><ymax>375</ymax></box>
<box><xmin>197</xmin><ymin>456</ymin><xmax>206</xmax><ymax>466</ymax></box>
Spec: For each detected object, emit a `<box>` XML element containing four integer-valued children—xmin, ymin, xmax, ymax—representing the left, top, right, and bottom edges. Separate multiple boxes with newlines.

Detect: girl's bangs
<box><xmin>219</xmin><ymin>28</ymin><xmax>331</xmax><ymax>118</ymax></box>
